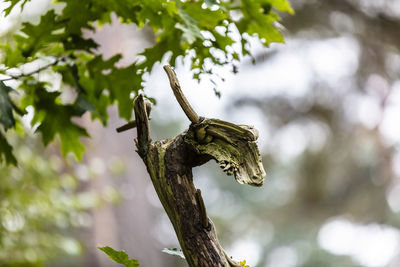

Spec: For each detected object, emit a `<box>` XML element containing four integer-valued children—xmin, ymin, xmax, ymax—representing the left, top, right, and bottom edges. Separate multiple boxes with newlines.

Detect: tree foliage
<box><xmin>0</xmin><ymin>132</ymin><xmax>104</xmax><ymax>266</ymax></box>
<box><xmin>0</xmin><ymin>0</ymin><xmax>293</xmax><ymax>165</ymax></box>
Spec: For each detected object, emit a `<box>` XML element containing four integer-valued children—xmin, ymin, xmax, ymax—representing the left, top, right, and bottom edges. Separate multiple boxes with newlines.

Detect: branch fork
<box><xmin>124</xmin><ymin>65</ymin><xmax>265</xmax><ymax>266</ymax></box>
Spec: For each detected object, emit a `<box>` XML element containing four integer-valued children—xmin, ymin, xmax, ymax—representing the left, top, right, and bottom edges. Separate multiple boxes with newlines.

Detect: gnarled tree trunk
<box><xmin>124</xmin><ymin>66</ymin><xmax>266</xmax><ymax>266</ymax></box>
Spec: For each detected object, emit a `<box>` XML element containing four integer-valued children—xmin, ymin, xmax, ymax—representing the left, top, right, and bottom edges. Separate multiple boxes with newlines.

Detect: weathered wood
<box><xmin>132</xmin><ymin>67</ymin><xmax>266</xmax><ymax>266</ymax></box>
<box><xmin>134</xmin><ymin>95</ymin><xmax>228</xmax><ymax>266</ymax></box>
<box><xmin>163</xmin><ymin>65</ymin><xmax>200</xmax><ymax>123</ymax></box>
<box><xmin>133</xmin><ymin>95</ymin><xmax>151</xmax><ymax>158</ymax></box>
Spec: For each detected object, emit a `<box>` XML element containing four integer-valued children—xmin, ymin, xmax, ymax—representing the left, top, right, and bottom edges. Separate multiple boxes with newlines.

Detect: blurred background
<box><xmin>1</xmin><ymin>0</ymin><xmax>400</xmax><ymax>266</ymax></box>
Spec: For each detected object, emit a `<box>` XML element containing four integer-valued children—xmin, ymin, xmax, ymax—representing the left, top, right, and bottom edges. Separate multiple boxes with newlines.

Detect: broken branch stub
<box><xmin>116</xmin><ymin>96</ymin><xmax>151</xmax><ymax>133</ymax></box>
<box><xmin>163</xmin><ymin>65</ymin><xmax>200</xmax><ymax>123</ymax></box>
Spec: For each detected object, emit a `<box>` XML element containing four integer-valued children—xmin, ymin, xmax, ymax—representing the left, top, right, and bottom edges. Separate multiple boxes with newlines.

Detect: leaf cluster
<box><xmin>0</xmin><ymin>0</ymin><xmax>293</xmax><ymax>164</ymax></box>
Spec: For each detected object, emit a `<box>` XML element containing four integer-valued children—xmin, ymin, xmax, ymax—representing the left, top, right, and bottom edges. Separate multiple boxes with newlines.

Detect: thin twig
<box><xmin>163</xmin><ymin>65</ymin><xmax>200</xmax><ymax>123</ymax></box>
<box><xmin>116</xmin><ymin>120</ymin><xmax>137</xmax><ymax>133</ymax></box>
<box><xmin>0</xmin><ymin>58</ymin><xmax>63</xmax><ymax>82</ymax></box>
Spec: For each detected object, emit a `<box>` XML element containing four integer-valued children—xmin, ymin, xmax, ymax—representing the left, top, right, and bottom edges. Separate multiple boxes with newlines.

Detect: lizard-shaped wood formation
<box><xmin>118</xmin><ymin>65</ymin><xmax>266</xmax><ymax>267</ymax></box>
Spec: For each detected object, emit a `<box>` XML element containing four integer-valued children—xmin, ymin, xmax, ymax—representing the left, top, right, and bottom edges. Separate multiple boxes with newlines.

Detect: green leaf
<box><xmin>3</xmin><ymin>0</ymin><xmax>29</xmax><ymax>16</ymax></box>
<box><xmin>204</xmin><ymin>0</ymin><xmax>219</xmax><ymax>7</ymax></box>
<box><xmin>213</xmin><ymin>30</ymin><xmax>234</xmax><ymax>50</ymax></box>
<box><xmin>0</xmin><ymin>132</ymin><xmax>17</xmax><ymax>166</ymax></box>
<box><xmin>63</xmin><ymin>34</ymin><xmax>99</xmax><ymax>52</ymax></box>
<box><xmin>80</xmin><ymin>55</ymin><xmax>140</xmax><ymax>120</ymax></box>
<box><xmin>176</xmin><ymin>9</ymin><xmax>204</xmax><ymax>45</ymax></box>
<box><xmin>25</xmin><ymin>84</ymin><xmax>89</xmax><ymax>161</ymax></box>
<box><xmin>0</xmin><ymin>43</ymin><xmax>25</xmax><ymax>67</ymax></box>
<box><xmin>75</xmin><ymin>93</ymin><xmax>106</xmax><ymax>125</ymax></box>
<box><xmin>237</xmin><ymin>0</ymin><xmax>285</xmax><ymax>45</ymax></box>
<box><xmin>106</xmin><ymin>65</ymin><xmax>141</xmax><ymax>120</ymax></box>
<box><xmin>182</xmin><ymin>2</ymin><xmax>228</xmax><ymax>30</ymax></box>
<box><xmin>75</xmin><ymin>94</ymin><xmax>95</xmax><ymax>116</ymax></box>
<box><xmin>97</xmin><ymin>246</ymin><xmax>140</xmax><ymax>267</ymax></box>
<box><xmin>58</xmin><ymin>0</ymin><xmax>97</xmax><ymax>35</ymax></box>
<box><xmin>138</xmin><ymin>33</ymin><xmax>183</xmax><ymax>72</ymax></box>
<box><xmin>164</xmin><ymin>1</ymin><xmax>178</xmax><ymax>16</ymax></box>
<box><xmin>266</xmin><ymin>0</ymin><xmax>295</xmax><ymax>14</ymax></box>
<box><xmin>17</xmin><ymin>10</ymin><xmax>64</xmax><ymax>57</ymax></box>
<box><xmin>0</xmin><ymin>81</ymin><xmax>16</xmax><ymax>131</ymax></box>
<box><xmin>162</xmin><ymin>248</ymin><xmax>185</xmax><ymax>259</ymax></box>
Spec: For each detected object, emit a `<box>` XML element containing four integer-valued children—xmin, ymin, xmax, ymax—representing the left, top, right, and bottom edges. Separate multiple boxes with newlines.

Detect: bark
<box><xmin>133</xmin><ymin>95</ymin><xmax>231</xmax><ymax>266</ymax></box>
<box><xmin>128</xmin><ymin>67</ymin><xmax>265</xmax><ymax>266</ymax></box>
